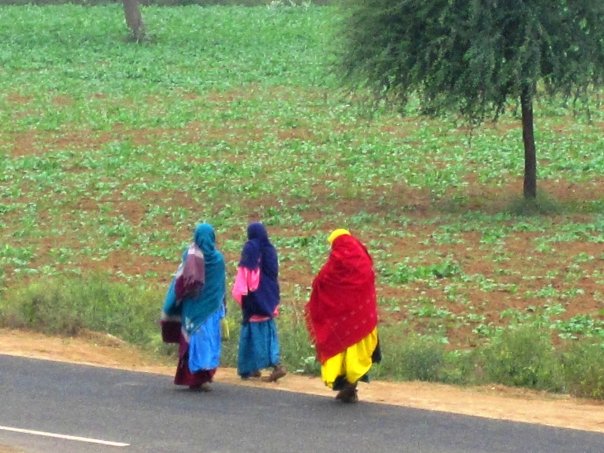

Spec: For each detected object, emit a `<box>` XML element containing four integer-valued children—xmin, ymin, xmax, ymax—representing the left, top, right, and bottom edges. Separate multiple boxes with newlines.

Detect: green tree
<box><xmin>339</xmin><ymin>0</ymin><xmax>604</xmax><ymax>198</ymax></box>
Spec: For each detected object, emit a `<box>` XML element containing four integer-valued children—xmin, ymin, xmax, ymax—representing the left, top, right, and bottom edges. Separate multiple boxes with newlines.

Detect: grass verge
<box><xmin>1</xmin><ymin>274</ymin><xmax>603</xmax><ymax>399</ymax></box>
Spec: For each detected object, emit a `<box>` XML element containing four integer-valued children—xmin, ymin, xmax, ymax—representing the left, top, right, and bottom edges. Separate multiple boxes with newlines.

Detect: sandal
<box><xmin>261</xmin><ymin>365</ymin><xmax>287</xmax><ymax>382</ymax></box>
<box><xmin>341</xmin><ymin>389</ymin><xmax>358</xmax><ymax>403</ymax></box>
<box><xmin>335</xmin><ymin>382</ymin><xmax>358</xmax><ymax>403</ymax></box>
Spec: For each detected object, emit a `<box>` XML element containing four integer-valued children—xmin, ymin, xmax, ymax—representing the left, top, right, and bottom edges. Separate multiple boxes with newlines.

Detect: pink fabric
<box><xmin>232</xmin><ymin>267</ymin><xmax>260</xmax><ymax>303</ymax></box>
<box><xmin>231</xmin><ymin>266</ymin><xmax>277</xmax><ymax>322</ymax></box>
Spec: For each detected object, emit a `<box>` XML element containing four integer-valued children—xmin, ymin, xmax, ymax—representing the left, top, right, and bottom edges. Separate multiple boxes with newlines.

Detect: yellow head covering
<box><xmin>327</xmin><ymin>228</ymin><xmax>351</xmax><ymax>245</ymax></box>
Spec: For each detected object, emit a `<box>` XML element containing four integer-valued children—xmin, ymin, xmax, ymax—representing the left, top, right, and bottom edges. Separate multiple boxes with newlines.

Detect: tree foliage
<box><xmin>339</xmin><ymin>0</ymin><xmax>604</xmax><ymax>123</ymax></box>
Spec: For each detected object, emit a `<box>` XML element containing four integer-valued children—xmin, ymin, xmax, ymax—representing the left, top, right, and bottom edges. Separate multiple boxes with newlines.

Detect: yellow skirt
<box><xmin>320</xmin><ymin>327</ymin><xmax>378</xmax><ymax>388</ymax></box>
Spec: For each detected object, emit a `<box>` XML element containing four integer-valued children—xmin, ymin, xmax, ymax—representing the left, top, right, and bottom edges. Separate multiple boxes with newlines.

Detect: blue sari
<box><xmin>163</xmin><ymin>224</ymin><xmax>225</xmax><ymax>382</ymax></box>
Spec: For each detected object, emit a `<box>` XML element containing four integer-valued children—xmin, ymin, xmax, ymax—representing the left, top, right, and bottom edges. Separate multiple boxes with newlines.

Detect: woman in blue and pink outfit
<box><xmin>232</xmin><ymin>222</ymin><xmax>286</xmax><ymax>382</ymax></box>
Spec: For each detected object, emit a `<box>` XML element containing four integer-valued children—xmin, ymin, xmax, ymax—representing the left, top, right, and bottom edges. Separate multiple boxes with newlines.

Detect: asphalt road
<box><xmin>1</xmin><ymin>355</ymin><xmax>603</xmax><ymax>453</ymax></box>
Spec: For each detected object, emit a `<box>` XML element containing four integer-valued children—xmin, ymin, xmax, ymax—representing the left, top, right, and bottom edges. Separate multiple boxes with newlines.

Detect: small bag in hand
<box><xmin>160</xmin><ymin>319</ymin><xmax>182</xmax><ymax>343</ymax></box>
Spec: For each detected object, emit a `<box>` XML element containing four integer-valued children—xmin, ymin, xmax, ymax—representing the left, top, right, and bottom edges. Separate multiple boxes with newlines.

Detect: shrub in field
<box><xmin>477</xmin><ymin>325</ymin><xmax>564</xmax><ymax>392</ymax></box>
<box><xmin>376</xmin><ymin>328</ymin><xmax>445</xmax><ymax>382</ymax></box>
<box><xmin>0</xmin><ymin>274</ymin><xmax>163</xmax><ymax>348</ymax></box>
<box><xmin>399</xmin><ymin>334</ymin><xmax>446</xmax><ymax>382</ymax></box>
<box><xmin>562</xmin><ymin>340</ymin><xmax>604</xmax><ymax>399</ymax></box>
<box><xmin>0</xmin><ymin>282</ymin><xmax>84</xmax><ymax>336</ymax></box>
<box><xmin>439</xmin><ymin>349</ymin><xmax>477</xmax><ymax>385</ymax></box>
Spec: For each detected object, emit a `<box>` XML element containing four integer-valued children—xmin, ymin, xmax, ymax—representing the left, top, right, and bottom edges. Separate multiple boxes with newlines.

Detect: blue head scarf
<box><xmin>240</xmin><ymin>222</ymin><xmax>268</xmax><ymax>269</ymax></box>
<box><xmin>239</xmin><ymin>222</ymin><xmax>280</xmax><ymax>321</ymax></box>
<box><xmin>163</xmin><ymin>223</ymin><xmax>225</xmax><ymax>334</ymax></box>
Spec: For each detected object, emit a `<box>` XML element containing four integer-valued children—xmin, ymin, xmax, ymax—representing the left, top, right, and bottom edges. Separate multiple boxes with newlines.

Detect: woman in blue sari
<box><xmin>232</xmin><ymin>222</ymin><xmax>286</xmax><ymax>382</ymax></box>
<box><xmin>162</xmin><ymin>223</ymin><xmax>226</xmax><ymax>391</ymax></box>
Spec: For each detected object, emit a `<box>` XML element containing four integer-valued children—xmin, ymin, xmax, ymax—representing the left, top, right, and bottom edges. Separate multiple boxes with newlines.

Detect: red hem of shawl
<box><xmin>174</xmin><ymin>356</ymin><xmax>216</xmax><ymax>386</ymax></box>
<box><xmin>173</xmin><ymin>333</ymin><xmax>216</xmax><ymax>386</ymax></box>
<box><xmin>312</xmin><ymin>318</ymin><xmax>378</xmax><ymax>364</ymax></box>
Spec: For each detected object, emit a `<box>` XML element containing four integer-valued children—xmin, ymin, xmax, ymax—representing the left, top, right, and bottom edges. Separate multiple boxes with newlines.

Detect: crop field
<box><xmin>0</xmin><ymin>3</ymin><xmax>603</xmax><ymax>373</ymax></box>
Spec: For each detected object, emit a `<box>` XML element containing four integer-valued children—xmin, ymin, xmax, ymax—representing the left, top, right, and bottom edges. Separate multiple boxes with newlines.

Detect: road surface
<box><xmin>1</xmin><ymin>355</ymin><xmax>603</xmax><ymax>452</ymax></box>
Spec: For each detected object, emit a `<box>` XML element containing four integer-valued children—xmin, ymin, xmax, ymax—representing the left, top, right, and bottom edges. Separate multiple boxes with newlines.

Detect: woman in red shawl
<box><xmin>305</xmin><ymin>229</ymin><xmax>380</xmax><ymax>403</ymax></box>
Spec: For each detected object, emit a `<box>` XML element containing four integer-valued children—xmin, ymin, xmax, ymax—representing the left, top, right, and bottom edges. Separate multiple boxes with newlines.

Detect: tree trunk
<box><xmin>521</xmin><ymin>87</ymin><xmax>537</xmax><ymax>199</ymax></box>
<box><xmin>123</xmin><ymin>0</ymin><xmax>145</xmax><ymax>42</ymax></box>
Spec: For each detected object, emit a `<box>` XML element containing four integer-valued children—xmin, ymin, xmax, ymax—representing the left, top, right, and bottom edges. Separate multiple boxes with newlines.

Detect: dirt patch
<box><xmin>1</xmin><ymin>328</ymin><xmax>603</xmax><ymax>434</ymax></box>
<box><xmin>7</xmin><ymin>122</ymin><xmax>267</xmax><ymax>158</ymax></box>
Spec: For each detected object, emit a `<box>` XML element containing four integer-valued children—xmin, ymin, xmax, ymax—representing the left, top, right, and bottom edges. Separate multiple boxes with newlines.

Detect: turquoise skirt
<box><xmin>237</xmin><ymin>318</ymin><xmax>281</xmax><ymax>377</ymax></box>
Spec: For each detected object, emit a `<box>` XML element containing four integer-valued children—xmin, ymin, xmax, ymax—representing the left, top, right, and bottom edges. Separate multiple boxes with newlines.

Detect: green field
<box><xmin>1</xmin><ymin>4</ymin><xmax>603</xmax><ymax>395</ymax></box>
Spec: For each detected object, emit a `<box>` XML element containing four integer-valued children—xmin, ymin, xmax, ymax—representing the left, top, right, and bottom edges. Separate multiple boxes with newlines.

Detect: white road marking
<box><xmin>0</xmin><ymin>425</ymin><xmax>129</xmax><ymax>447</ymax></box>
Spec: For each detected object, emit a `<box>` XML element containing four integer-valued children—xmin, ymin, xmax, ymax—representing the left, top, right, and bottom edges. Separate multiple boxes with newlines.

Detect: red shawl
<box><xmin>305</xmin><ymin>234</ymin><xmax>378</xmax><ymax>363</ymax></box>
